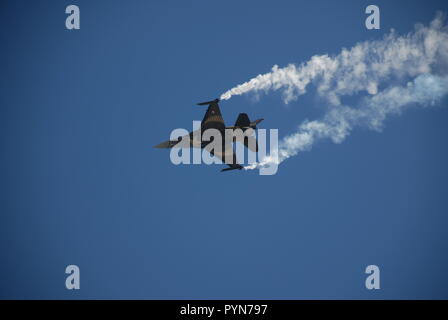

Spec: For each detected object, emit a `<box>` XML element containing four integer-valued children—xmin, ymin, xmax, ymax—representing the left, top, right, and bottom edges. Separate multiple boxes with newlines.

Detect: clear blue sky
<box><xmin>1</xmin><ymin>0</ymin><xmax>448</xmax><ymax>299</ymax></box>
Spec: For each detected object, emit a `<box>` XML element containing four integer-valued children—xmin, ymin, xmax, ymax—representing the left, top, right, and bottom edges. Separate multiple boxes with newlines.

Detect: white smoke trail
<box><xmin>221</xmin><ymin>13</ymin><xmax>448</xmax><ymax>105</ymax></box>
<box><xmin>245</xmin><ymin>73</ymin><xmax>448</xmax><ymax>170</ymax></box>
<box><xmin>220</xmin><ymin>13</ymin><xmax>448</xmax><ymax>170</ymax></box>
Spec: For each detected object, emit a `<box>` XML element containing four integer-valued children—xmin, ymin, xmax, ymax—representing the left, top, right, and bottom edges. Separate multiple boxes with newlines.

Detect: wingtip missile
<box><xmin>220</xmin><ymin>165</ymin><xmax>244</xmax><ymax>172</ymax></box>
<box><xmin>197</xmin><ymin>98</ymin><xmax>220</xmax><ymax>106</ymax></box>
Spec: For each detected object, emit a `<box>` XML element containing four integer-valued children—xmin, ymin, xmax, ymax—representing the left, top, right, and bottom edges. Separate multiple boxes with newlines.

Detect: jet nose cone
<box><xmin>154</xmin><ymin>141</ymin><xmax>171</xmax><ymax>148</ymax></box>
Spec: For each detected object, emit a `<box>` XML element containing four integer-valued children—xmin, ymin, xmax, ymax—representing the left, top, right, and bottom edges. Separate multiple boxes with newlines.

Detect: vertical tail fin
<box><xmin>234</xmin><ymin>113</ymin><xmax>264</xmax><ymax>129</ymax></box>
<box><xmin>234</xmin><ymin>113</ymin><xmax>251</xmax><ymax>127</ymax></box>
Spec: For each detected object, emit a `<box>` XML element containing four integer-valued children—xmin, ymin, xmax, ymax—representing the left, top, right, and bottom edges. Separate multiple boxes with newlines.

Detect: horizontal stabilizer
<box><xmin>253</xmin><ymin>118</ymin><xmax>264</xmax><ymax>125</ymax></box>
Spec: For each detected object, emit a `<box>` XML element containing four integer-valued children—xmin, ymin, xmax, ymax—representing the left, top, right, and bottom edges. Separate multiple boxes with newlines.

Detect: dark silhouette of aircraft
<box><xmin>155</xmin><ymin>98</ymin><xmax>264</xmax><ymax>172</ymax></box>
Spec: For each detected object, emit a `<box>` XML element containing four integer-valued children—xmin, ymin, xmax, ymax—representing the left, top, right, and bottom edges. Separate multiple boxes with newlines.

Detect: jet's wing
<box><xmin>201</xmin><ymin>100</ymin><xmax>225</xmax><ymax>130</ymax></box>
<box><xmin>231</xmin><ymin>127</ymin><xmax>259</xmax><ymax>152</ymax></box>
<box><xmin>204</xmin><ymin>141</ymin><xmax>243</xmax><ymax>171</ymax></box>
<box><xmin>235</xmin><ymin>134</ymin><xmax>258</xmax><ymax>152</ymax></box>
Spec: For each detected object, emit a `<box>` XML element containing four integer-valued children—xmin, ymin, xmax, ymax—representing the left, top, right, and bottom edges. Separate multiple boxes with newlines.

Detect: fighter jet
<box><xmin>155</xmin><ymin>98</ymin><xmax>264</xmax><ymax>172</ymax></box>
